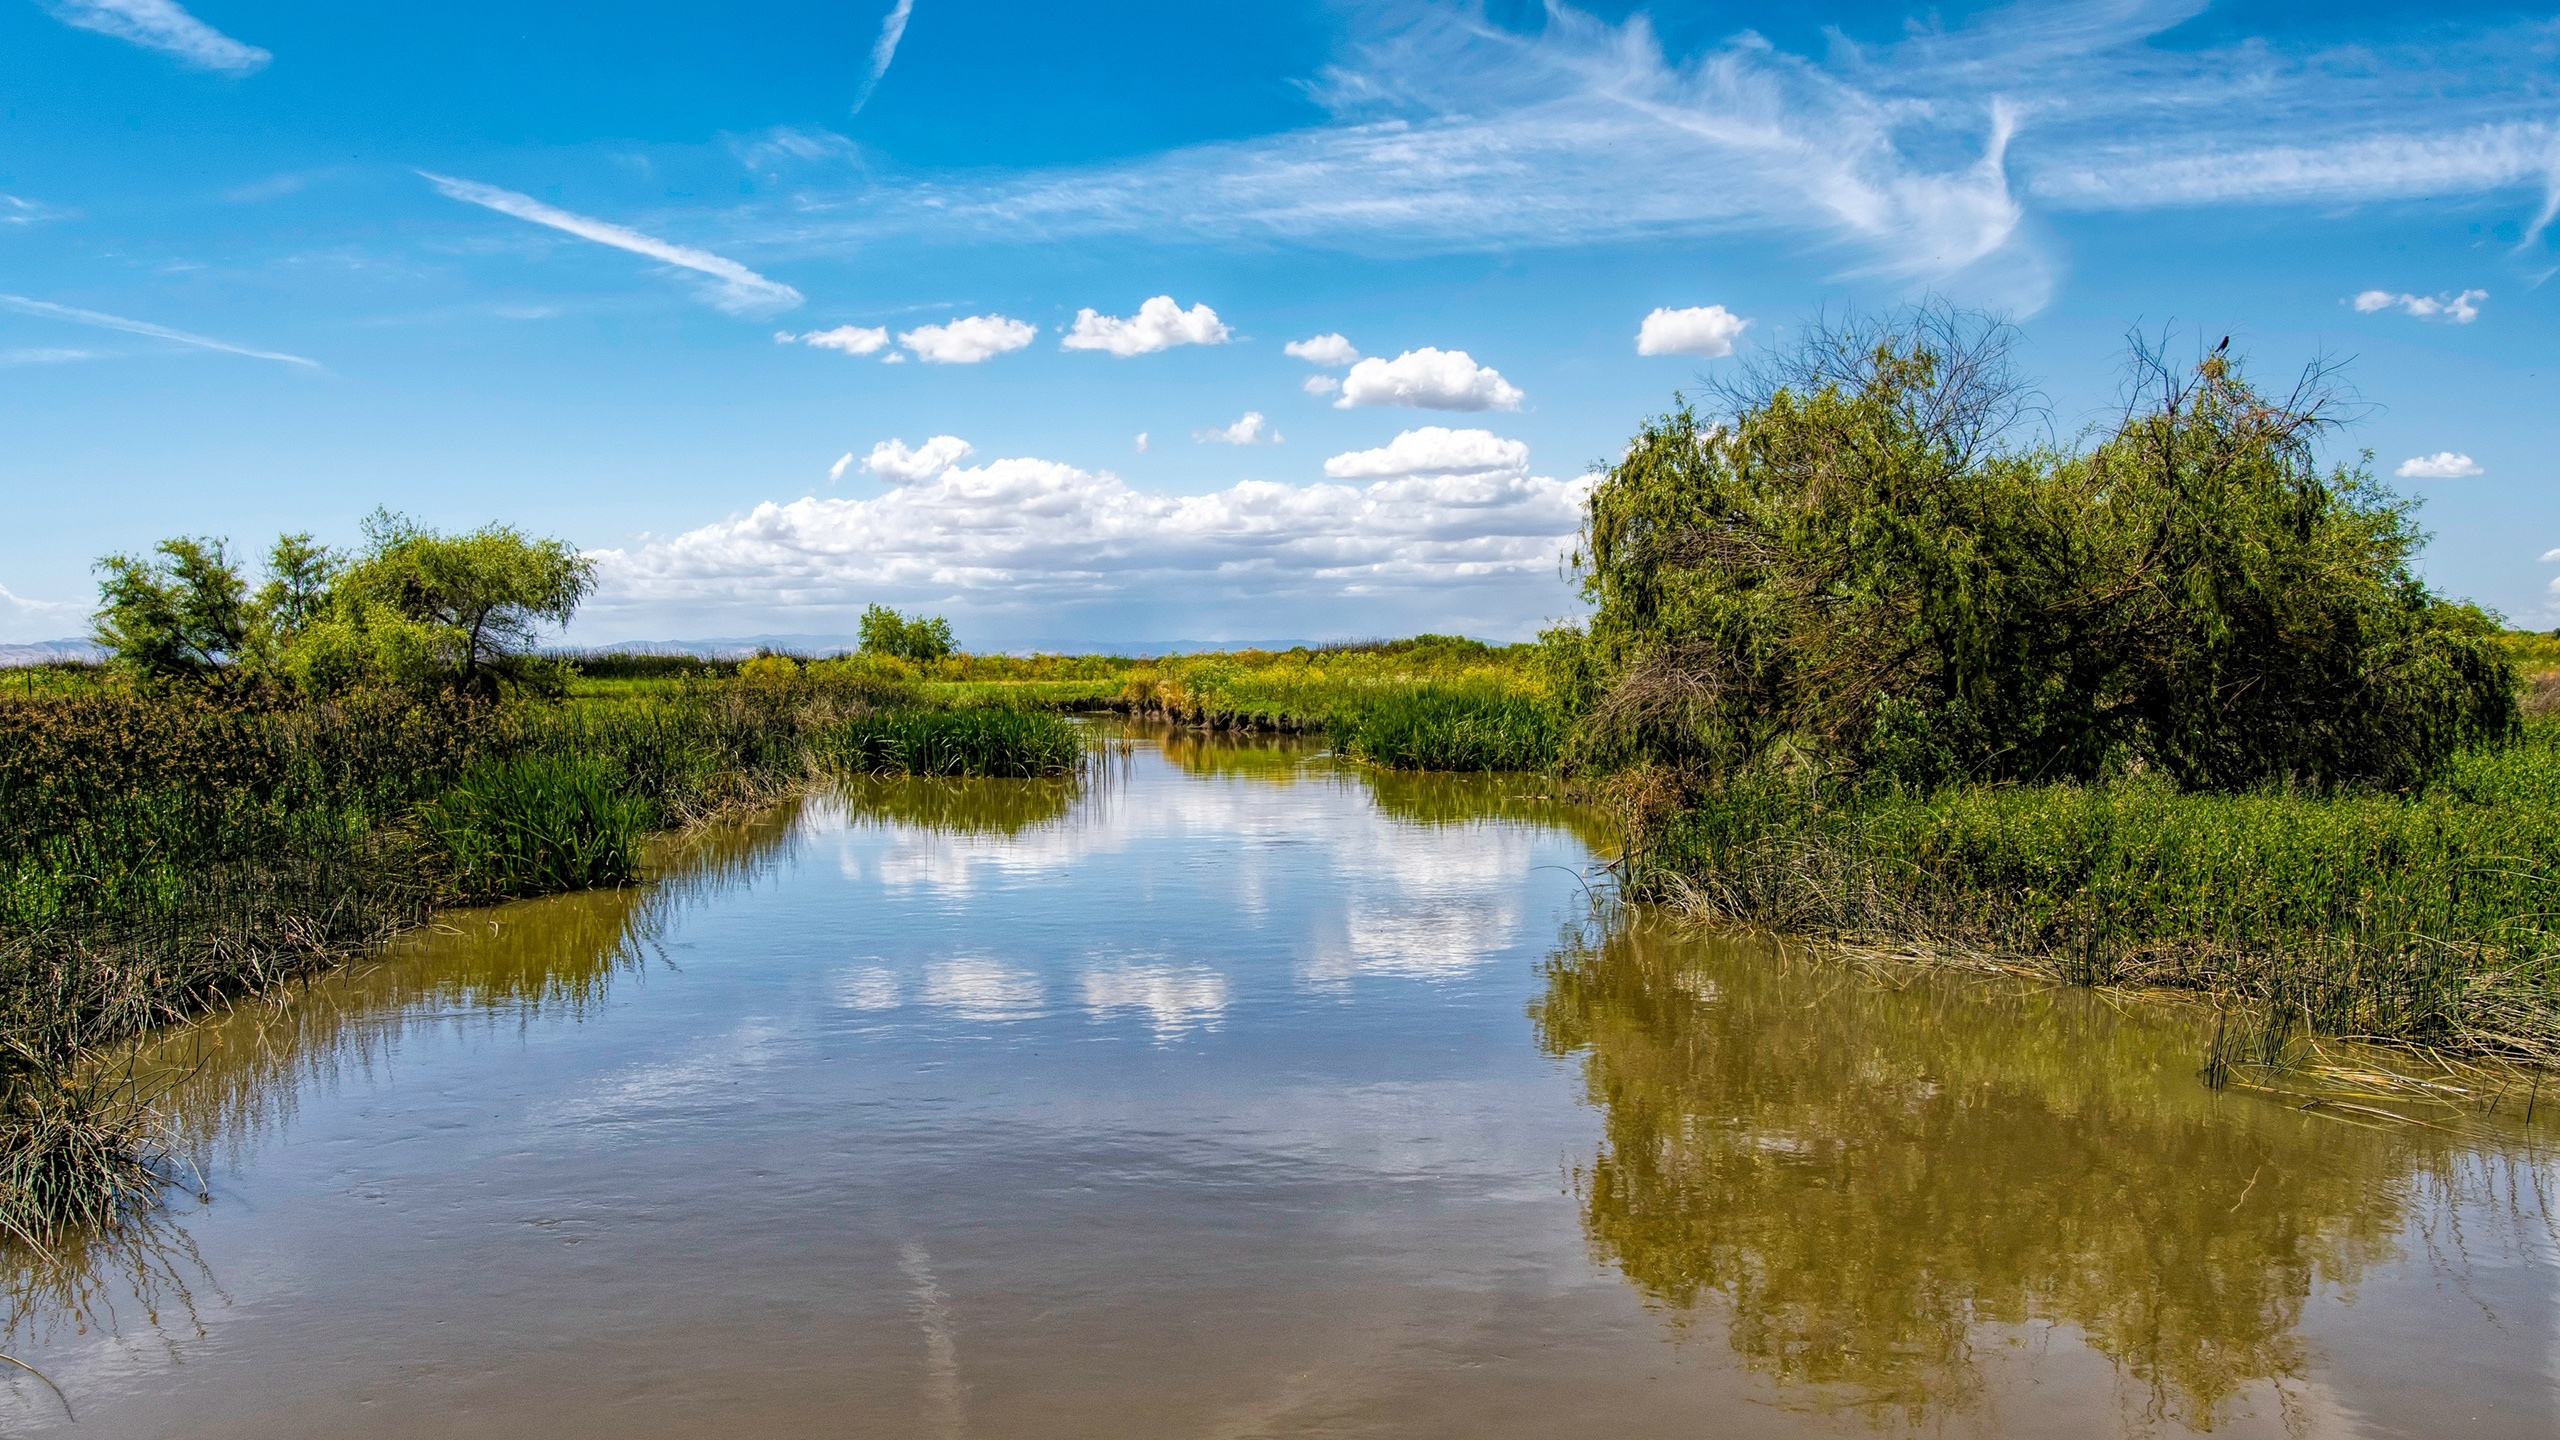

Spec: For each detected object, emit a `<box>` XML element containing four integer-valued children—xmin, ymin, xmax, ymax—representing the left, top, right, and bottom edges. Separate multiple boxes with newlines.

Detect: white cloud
<box><xmin>865</xmin><ymin>435</ymin><xmax>975</xmax><ymax>483</ymax></box>
<box><xmin>1</xmin><ymin>195</ymin><xmax>75</xmax><ymax>226</ymax></box>
<box><xmin>827</xmin><ymin>452</ymin><xmax>855</xmax><ymax>483</ymax></box>
<box><xmin>1302</xmin><ymin>374</ymin><xmax>1341</xmax><ymax>397</ymax></box>
<box><xmin>0</xmin><ymin>293</ymin><xmax>315</xmax><ymax>366</ymax></box>
<box><xmin>0</xmin><ymin>347</ymin><xmax>97</xmax><ymax>364</ymax></box>
<box><xmin>2353</xmin><ymin>288</ymin><xmax>2487</xmax><ymax>323</ymax></box>
<box><xmin>780</xmin><ymin>324</ymin><xmax>889</xmax><ymax>355</ymax></box>
<box><xmin>1197</xmin><ymin>411</ymin><xmax>1281</xmax><ymax>446</ymax></box>
<box><xmin>418</xmin><ymin>172</ymin><xmax>803</xmax><ymax>316</ymax></box>
<box><xmin>1324</xmin><ymin>427</ymin><xmax>1528</xmax><ymax>480</ymax></box>
<box><xmin>851</xmin><ymin>0</ymin><xmax>914</xmax><ymax>115</ymax></box>
<box><xmin>921</xmin><ymin>958</ymin><xmax>1045</xmax><ymax>1022</ymax></box>
<box><xmin>1284</xmin><ymin>333</ymin><xmax>1360</xmax><ymax>367</ymax></box>
<box><xmin>2541</xmin><ymin>548</ymin><xmax>2560</xmax><ymax>564</ymax></box>
<box><xmin>1060</xmin><ymin>296</ymin><xmax>1230</xmax><ymax>357</ymax></box>
<box><xmin>898</xmin><ymin>314</ymin><xmax>1036</xmax><ymax>364</ymax></box>
<box><xmin>44</xmin><ymin>0</ymin><xmax>268</xmax><ymax>74</ymax></box>
<box><xmin>2396</xmin><ymin>452</ymin><xmax>2484</xmax><ymax>479</ymax></box>
<box><xmin>0</xmin><ymin>581</ymin><xmax>78</xmax><ymax>645</ymax></box>
<box><xmin>1081</xmin><ymin>961</ymin><xmax>1230</xmax><ymax>1041</ymax></box>
<box><xmin>1134</xmin><ymin>432</ymin><xmax>1150</xmax><ymax>453</ymax></box>
<box><xmin>584</xmin><ymin>440</ymin><xmax>1593</xmax><ymax>630</ymax></box>
<box><xmin>1335</xmin><ymin>347</ymin><xmax>1522</xmax><ymax>412</ymax></box>
<box><xmin>1636</xmin><ymin>304</ymin><xmax>1749</xmax><ymax>358</ymax></box>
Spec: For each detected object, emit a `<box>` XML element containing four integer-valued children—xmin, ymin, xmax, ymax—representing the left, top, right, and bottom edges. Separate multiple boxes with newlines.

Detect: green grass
<box><xmin>1634</xmin><ymin>717</ymin><xmax>2560</xmax><ymax>1059</ymax></box>
<box><xmin>420</xmin><ymin>754</ymin><xmax>651</xmax><ymax>898</ymax></box>
<box><xmin>1333</xmin><ymin>685</ymin><xmax>1561</xmax><ymax>771</ymax></box>
<box><xmin>817</xmin><ymin>705</ymin><xmax>1085</xmax><ymax>777</ymax></box>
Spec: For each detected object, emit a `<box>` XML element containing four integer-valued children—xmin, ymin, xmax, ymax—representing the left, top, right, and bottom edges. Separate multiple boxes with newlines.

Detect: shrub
<box><xmin>1572</xmin><ymin>309</ymin><xmax>2515</xmax><ymax>791</ymax></box>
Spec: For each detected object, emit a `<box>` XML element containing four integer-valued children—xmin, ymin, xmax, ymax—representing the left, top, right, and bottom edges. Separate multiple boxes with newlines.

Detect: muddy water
<box><xmin>3</xmin><ymin>730</ymin><xmax>2554</xmax><ymax>1437</ymax></box>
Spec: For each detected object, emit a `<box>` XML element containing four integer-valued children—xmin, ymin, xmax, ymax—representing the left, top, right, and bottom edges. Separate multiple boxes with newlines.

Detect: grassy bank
<box><xmin>0</xmin><ymin>673</ymin><xmax>1092</xmax><ymax>1242</ymax></box>
<box><xmin>1628</xmin><ymin>703</ymin><xmax>2560</xmax><ymax>1063</ymax></box>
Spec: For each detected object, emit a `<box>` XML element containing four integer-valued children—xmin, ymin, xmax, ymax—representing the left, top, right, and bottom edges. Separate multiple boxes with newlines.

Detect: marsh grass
<box><xmin>421</xmin><ymin>755</ymin><xmax>649</xmax><ymax>898</ymax></box>
<box><xmin>818</xmin><ymin>705</ymin><xmax>1085</xmax><ymax>777</ymax></box>
<box><xmin>1632</xmin><ymin>720</ymin><xmax>2560</xmax><ymax>1061</ymax></box>
<box><xmin>1334</xmin><ymin>686</ymin><xmax>1561</xmax><ymax>771</ymax></box>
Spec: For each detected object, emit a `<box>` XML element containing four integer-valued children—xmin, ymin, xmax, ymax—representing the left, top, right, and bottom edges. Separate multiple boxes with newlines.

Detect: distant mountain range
<box><xmin>559</xmin><ymin>636</ymin><xmax>1337</xmax><ymax>659</ymax></box>
<box><xmin>0</xmin><ymin>639</ymin><xmax>104</xmax><ymax>667</ymax></box>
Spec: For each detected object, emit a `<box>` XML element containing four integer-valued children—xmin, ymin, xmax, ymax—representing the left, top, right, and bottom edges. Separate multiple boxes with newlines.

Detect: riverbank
<box><xmin>0</xmin><ymin>672</ymin><xmax>1083</xmax><ymax>1242</ymax></box>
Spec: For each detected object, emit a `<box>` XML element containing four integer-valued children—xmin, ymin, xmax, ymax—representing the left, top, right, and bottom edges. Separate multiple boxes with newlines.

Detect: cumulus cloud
<box><xmin>1335</xmin><ymin>347</ymin><xmax>1522</xmax><ymax>411</ymax></box>
<box><xmin>1636</xmin><ymin>304</ymin><xmax>1749</xmax><ymax>358</ymax></box>
<box><xmin>827</xmin><ymin>453</ymin><xmax>855</xmax><ymax>483</ymax></box>
<box><xmin>0</xmin><ymin>293</ymin><xmax>314</xmax><ymax>366</ymax></box>
<box><xmin>1060</xmin><ymin>296</ymin><xmax>1230</xmax><ymax>357</ymax></box>
<box><xmin>2396</xmin><ymin>452</ymin><xmax>2483</xmax><ymax>479</ymax></box>
<box><xmin>2354</xmin><ymin>288</ymin><xmax>2487</xmax><ymax>323</ymax></box>
<box><xmin>865</xmin><ymin>435</ymin><xmax>975</xmax><ymax>482</ymax></box>
<box><xmin>584</xmin><ymin>439</ymin><xmax>1592</xmax><ymax>629</ymax></box>
<box><xmin>1303</xmin><ymin>375</ymin><xmax>1341</xmax><ymax>396</ymax></box>
<box><xmin>1134</xmin><ymin>432</ymin><xmax>1150</xmax><ymax>453</ymax></box>
<box><xmin>1323</xmin><ymin>427</ymin><xmax>1527</xmax><ymax>480</ymax></box>
<box><xmin>44</xmin><ymin>0</ymin><xmax>268</xmax><ymax>74</ymax></box>
<box><xmin>780</xmin><ymin>324</ymin><xmax>889</xmax><ymax>355</ymax></box>
<box><xmin>1284</xmin><ymin>333</ymin><xmax>1360</xmax><ymax>367</ymax></box>
<box><xmin>898</xmin><ymin>314</ymin><xmax>1036</xmax><ymax>363</ymax></box>
<box><xmin>419</xmin><ymin>172</ymin><xmax>802</xmax><ymax>316</ymax></box>
<box><xmin>1197</xmin><ymin>411</ymin><xmax>1281</xmax><ymax>446</ymax></box>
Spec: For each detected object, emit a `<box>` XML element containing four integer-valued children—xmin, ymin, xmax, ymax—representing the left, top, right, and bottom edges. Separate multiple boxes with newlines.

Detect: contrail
<box><xmin>0</xmin><ymin>293</ymin><xmax>316</xmax><ymax>366</ymax></box>
<box><xmin>851</xmin><ymin>0</ymin><xmax>914</xmax><ymax>115</ymax></box>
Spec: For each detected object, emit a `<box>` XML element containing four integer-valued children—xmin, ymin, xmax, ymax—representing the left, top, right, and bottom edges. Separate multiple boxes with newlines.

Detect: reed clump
<box><xmin>817</xmin><ymin>705</ymin><xmax>1085</xmax><ymax>777</ymax></box>
<box><xmin>1332</xmin><ymin>685</ymin><xmax>1562</xmax><ymax>771</ymax></box>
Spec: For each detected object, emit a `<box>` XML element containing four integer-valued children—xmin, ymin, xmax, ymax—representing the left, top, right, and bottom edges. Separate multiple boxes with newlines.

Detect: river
<box><xmin>3</xmin><ymin>728</ymin><xmax>2553</xmax><ymax>1436</ymax></box>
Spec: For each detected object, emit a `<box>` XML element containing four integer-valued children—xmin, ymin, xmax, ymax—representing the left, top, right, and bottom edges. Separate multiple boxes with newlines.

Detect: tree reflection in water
<box><xmin>1532</xmin><ymin>916</ymin><xmax>2533</xmax><ymax>1430</ymax></box>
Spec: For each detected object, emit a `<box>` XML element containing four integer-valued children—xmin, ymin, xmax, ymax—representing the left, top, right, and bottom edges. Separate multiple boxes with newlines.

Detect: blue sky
<box><xmin>3</xmin><ymin>0</ymin><xmax>2555</xmax><ymax>649</ymax></box>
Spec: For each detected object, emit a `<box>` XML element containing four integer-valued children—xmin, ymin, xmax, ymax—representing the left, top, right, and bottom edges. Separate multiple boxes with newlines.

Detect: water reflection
<box><xmin>1532</xmin><ymin>916</ymin><xmax>2553</xmax><ymax>1429</ymax></box>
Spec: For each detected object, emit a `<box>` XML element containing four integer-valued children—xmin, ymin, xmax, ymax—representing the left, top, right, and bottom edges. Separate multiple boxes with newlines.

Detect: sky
<box><xmin>2</xmin><ymin>0</ymin><xmax>2556</xmax><ymax>650</ymax></box>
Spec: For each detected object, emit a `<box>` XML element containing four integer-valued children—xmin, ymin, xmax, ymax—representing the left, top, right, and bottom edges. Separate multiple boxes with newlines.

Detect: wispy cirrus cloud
<box><xmin>0</xmin><ymin>293</ymin><xmax>315</xmax><ymax>366</ymax></box>
<box><xmin>851</xmin><ymin>0</ymin><xmax>915</xmax><ymax>115</ymax></box>
<box><xmin>745</xmin><ymin>3</ymin><xmax>2560</xmax><ymax>309</ymax></box>
<box><xmin>1</xmin><ymin>195</ymin><xmax>77</xmax><ymax>227</ymax></box>
<box><xmin>420</xmin><ymin>172</ymin><xmax>803</xmax><ymax>316</ymax></box>
<box><xmin>42</xmin><ymin>0</ymin><xmax>268</xmax><ymax>74</ymax></box>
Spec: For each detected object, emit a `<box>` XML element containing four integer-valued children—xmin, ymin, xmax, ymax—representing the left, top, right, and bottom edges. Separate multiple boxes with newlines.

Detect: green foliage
<box><xmin>859</xmin><ymin>603</ymin><xmax>957</xmax><ymax>662</ymax></box>
<box><xmin>1334</xmin><ymin>685</ymin><xmax>1561</xmax><ymax>771</ymax></box>
<box><xmin>1635</xmin><ymin>718</ymin><xmax>2560</xmax><ymax>1057</ymax></box>
<box><xmin>1118</xmin><ymin>637</ymin><xmax>1548</xmax><ymax>736</ymax></box>
<box><xmin>92</xmin><ymin>537</ymin><xmax>252</xmax><ymax>679</ymax></box>
<box><xmin>1573</xmin><ymin>310</ymin><xmax>2516</xmax><ymax>791</ymax></box>
<box><xmin>818</xmin><ymin>705</ymin><xmax>1084</xmax><ymax>777</ymax></box>
<box><xmin>420</xmin><ymin>754</ymin><xmax>651</xmax><ymax>898</ymax></box>
<box><xmin>252</xmin><ymin>531</ymin><xmax>339</xmax><ymax>640</ymax></box>
<box><xmin>285</xmin><ymin>510</ymin><xmax>595</xmax><ymax>697</ymax></box>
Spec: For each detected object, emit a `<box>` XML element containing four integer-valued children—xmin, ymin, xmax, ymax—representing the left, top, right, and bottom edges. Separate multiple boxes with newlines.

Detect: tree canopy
<box><xmin>858</xmin><ymin>604</ymin><xmax>956</xmax><ymax>663</ymax></box>
<box><xmin>1567</xmin><ymin>309</ymin><xmax>2514</xmax><ymax>792</ymax></box>
<box><xmin>92</xmin><ymin>513</ymin><xmax>593</xmax><ymax>698</ymax></box>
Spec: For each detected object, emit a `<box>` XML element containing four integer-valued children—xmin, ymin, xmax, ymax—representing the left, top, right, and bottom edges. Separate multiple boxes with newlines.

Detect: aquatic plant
<box><xmin>420</xmin><ymin>754</ymin><xmax>651</xmax><ymax>898</ymax></box>
<box><xmin>1332</xmin><ymin>686</ymin><xmax>1561</xmax><ymax>771</ymax></box>
<box><xmin>817</xmin><ymin>705</ymin><xmax>1084</xmax><ymax>778</ymax></box>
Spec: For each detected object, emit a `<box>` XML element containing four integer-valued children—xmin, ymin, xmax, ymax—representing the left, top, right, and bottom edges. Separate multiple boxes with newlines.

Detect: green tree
<box><xmin>858</xmin><ymin>604</ymin><xmax>956</xmax><ymax>662</ymax></box>
<box><xmin>1570</xmin><ymin>309</ymin><xmax>2513</xmax><ymax>791</ymax></box>
<box><xmin>288</xmin><ymin>511</ymin><xmax>595</xmax><ymax>697</ymax></box>
<box><xmin>254</xmin><ymin>532</ymin><xmax>338</xmax><ymax>637</ymax></box>
<box><xmin>93</xmin><ymin>537</ymin><xmax>250</xmax><ymax>679</ymax></box>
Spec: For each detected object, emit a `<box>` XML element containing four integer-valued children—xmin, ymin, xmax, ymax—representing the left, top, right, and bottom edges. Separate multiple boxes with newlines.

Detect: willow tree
<box><xmin>286</xmin><ymin>511</ymin><xmax>595</xmax><ymax>697</ymax></box>
<box><xmin>1567</xmin><ymin>309</ymin><xmax>2513</xmax><ymax>791</ymax></box>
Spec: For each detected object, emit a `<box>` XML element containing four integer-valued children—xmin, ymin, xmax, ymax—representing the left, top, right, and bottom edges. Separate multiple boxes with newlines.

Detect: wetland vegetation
<box><xmin>9</xmin><ymin>305</ymin><xmax>2560</xmax><ymax>1251</ymax></box>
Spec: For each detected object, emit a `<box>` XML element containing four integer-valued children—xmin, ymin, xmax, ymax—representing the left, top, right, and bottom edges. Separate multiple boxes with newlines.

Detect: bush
<box><xmin>1572</xmin><ymin>309</ymin><xmax>2516</xmax><ymax>791</ymax></box>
